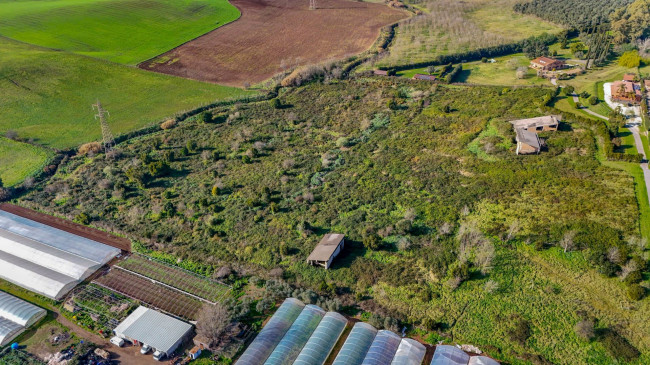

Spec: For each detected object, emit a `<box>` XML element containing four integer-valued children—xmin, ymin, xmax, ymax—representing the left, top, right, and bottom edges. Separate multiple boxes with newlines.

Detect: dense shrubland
<box><xmin>514</xmin><ymin>0</ymin><xmax>634</xmax><ymax>28</ymax></box>
<box><xmin>19</xmin><ymin>79</ymin><xmax>649</xmax><ymax>363</ymax></box>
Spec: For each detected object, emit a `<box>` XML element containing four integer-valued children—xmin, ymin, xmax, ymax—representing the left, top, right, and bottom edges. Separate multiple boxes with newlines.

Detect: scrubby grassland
<box><xmin>0</xmin><ymin>137</ymin><xmax>51</xmax><ymax>186</ymax></box>
<box><xmin>20</xmin><ymin>79</ymin><xmax>649</xmax><ymax>363</ymax></box>
<box><xmin>0</xmin><ymin>0</ymin><xmax>240</xmax><ymax>64</ymax></box>
<box><xmin>0</xmin><ymin>37</ymin><xmax>254</xmax><ymax>150</ymax></box>
<box><xmin>375</xmin><ymin>0</ymin><xmax>562</xmax><ymax>67</ymax></box>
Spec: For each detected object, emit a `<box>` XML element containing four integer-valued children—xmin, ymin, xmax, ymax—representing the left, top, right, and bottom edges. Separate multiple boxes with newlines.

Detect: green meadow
<box><xmin>0</xmin><ymin>0</ymin><xmax>240</xmax><ymax>64</ymax></box>
<box><xmin>0</xmin><ymin>37</ymin><xmax>255</xmax><ymax>150</ymax></box>
<box><xmin>0</xmin><ymin>137</ymin><xmax>51</xmax><ymax>187</ymax></box>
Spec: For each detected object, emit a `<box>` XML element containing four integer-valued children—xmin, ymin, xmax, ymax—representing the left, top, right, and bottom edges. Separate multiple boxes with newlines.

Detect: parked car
<box><xmin>110</xmin><ymin>337</ymin><xmax>124</xmax><ymax>347</ymax></box>
<box><xmin>140</xmin><ymin>344</ymin><xmax>152</xmax><ymax>354</ymax></box>
<box><xmin>153</xmin><ymin>350</ymin><xmax>165</xmax><ymax>361</ymax></box>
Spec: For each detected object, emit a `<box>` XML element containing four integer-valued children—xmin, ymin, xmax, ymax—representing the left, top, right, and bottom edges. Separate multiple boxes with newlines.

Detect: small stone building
<box><xmin>510</xmin><ymin>115</ymin><xmax>561</xmax><ymax>155</ymax></box>
<box><xmin>515</xmin><ymin>129</ymin><xmax>541</xmax><ymax>155</ymax></box>
<box><xmin>307</xmin><ymin>234</ymin><xmax>345</xmax><ymax>269</ymax></box>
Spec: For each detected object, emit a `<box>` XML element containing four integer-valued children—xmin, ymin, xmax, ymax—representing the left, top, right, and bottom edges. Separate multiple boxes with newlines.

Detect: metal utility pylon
<box><xmin>309</xmin><ymin>0</ymin><xmax>316</xmax><ymax>10</ymax></box>
<box><xmin>92</xmin><ymin>101</ymin><xmax>115</xmax><ymax>158</ymax></box>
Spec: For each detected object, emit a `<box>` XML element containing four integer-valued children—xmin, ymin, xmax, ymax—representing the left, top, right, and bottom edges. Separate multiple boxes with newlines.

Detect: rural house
<box><xmin>510</xmin><ymin>115</ymin><xmax>561</xmax><ymax>155</ymax></box>
<box><xmin>611</xmin><ymin>79</ymin><xmax>642</xmax><ymax>104</ymax></box>
<box><xmin>510</xmin><ymin>115</ymin><xmax>561</xmax><ymax>132</ymax></box>
<box><xmin>529</xmin><ymin>57</ymin><xmax>565</xmax><ymax>71</ymax></box>
<box><xmin>623</xmin><ymin>73</ymin><xmax>636</xmax><ymax>82</ymax></box>
<box><xmin>307</xmin><ymin>234</ymin><xmax>345</xmax><ymax>269</ymax></box>
<box><xmin>412</xmin><ymin>74</ymin><xmax>436</xmax><ymax>81</ymax></box>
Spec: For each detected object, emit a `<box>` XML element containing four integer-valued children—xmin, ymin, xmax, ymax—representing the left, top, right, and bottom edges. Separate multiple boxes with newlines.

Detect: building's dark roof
<box><xmin>515</xmin><ymin>128</ymin><xmax>540</xmax><ymax>149</ymax></box>
<box><xmin>307</xmin><ymin>234</ymin><xmax>345</xmax><ymax>262</ymax></box>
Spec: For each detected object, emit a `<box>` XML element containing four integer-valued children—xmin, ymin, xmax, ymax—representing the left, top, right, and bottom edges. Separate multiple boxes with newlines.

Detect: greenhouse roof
<box><xmin>236</xmin><ymin>298</ymin><xmax>305</xmax><ymax>365</ymax></box>
<box><xmin>431</xmin><ymin>345</ymin><xmax>470</xmax><ymax>365</ymax></box>
<box><xmin>293</xmin><ymin>312</ymin><xmax>347</xmax><ymax>365</ymax></box>
<box><xmin>468</xmin><ymin>356</ymin><xmax>499</xmax><ymax>365</ymax></box>
<box><xmin>0</xmin><ymin>291</ymin><xmax>46</xmax><ymax>327</ymax></box>
<box><xmin>0</xmin><ymin>211</ymin><xmax>120</xmax><ymax>300</ymax></box>
<box><xmin>332</xmin><ymin>322</ymin><xmax>377</xmax><ymax>365</ymax></box>
<box><xmin>361</xmin><ymin>330</ymin><xmax>401</xmax><ymax>365</ymax></box>
<box><xmin>391</xmin><ymin>338</ymin><xmax>427</xmax><ymax>365</ymax></box>
<box><xmin>264</xmin><ymin>304</ymin><xmax>326</xmax><ymax>365</ymax></box>
<box><xmin>0</xmin><ymin>291</ymin><xmax>46</xmax><ymax>347</ymax></box>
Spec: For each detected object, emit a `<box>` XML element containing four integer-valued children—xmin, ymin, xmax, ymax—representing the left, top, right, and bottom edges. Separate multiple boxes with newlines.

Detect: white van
<box><xmin>110</xmin><ymin>337</ymin><xmax>125</xmax><ymax>347</ymax></box>
<box><xmin>153</xmin><ymin>350</ymin><xmax>165</xmax><ymax>361</ymax></box>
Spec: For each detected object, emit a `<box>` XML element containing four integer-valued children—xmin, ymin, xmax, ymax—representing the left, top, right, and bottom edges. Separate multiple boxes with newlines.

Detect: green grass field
<box><xmin>0</xmin><ymin>0</ymin><xmax>240</xmax><ymax>64</ymax></box>
<box><xmin>0</xmin><ymin>137</ymin><xmax>52</xmax><ymax>187</ymax></box>
<box><xmin>0</xmin><ymin>37</ymin><xmax>255</xmax><ymax>150</ymax></box>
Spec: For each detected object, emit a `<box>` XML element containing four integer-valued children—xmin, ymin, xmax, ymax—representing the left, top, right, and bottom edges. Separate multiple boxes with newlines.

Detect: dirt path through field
<box><xmin>139</xmin><ymin>0</ymin><xmax>407</xmax><ymax>87</ymax></box>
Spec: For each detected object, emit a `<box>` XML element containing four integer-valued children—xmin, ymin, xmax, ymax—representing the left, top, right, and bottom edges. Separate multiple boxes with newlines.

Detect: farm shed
<box><xmin>0</xmin><ymin>210</ymin><xmax>121</xmax><ymax>300</ymax></box>
<box><xmin>307</xmin><ymin>234</ymin><xmax>345</xmax><ymax>269</ymax></box>
<box><xmin>236</xmin><ymin>298</ymin><xmax>305</xmax><ymax>365</ymax></box>
<box><xmin>391</xmin><ymin>338</ymin><xmax>427</xmax><ymax>365</ymax></box>
<box><xmin>468</xmin><ymin>356</ymin><xmax>500</xmax><ymax>365</ymax></box>
<box><xmin>113</xmin><ymin>306</ymin><xmax>193</xmax><ymax>357</ymax></box>
<box><xmin>293</xmin><ymin>312</ymin><xmax>348</xmax><ymax>365</ymax></box>
<box><xmin>264</xmin><ymin>304</ymin><xmax>326</xmax><ymax>365</ymax></box>
<box><xmin>332</xmin><ymin>322</ymin><xmax>378</xmax><ymax>365</ymax></box>
<box><xmin>430</xmin><ymin>345</ymin><xmax>470</xmax><ymax>365</ymax></box>
<box><xmin>361</xmin><ymin>330</ymin><xmax>402</xmax><ymax>365</ymax></box>
<box><xmin>0</xmin><ymin>291</ymin><xmax>46</xmax><ymax>346</ymax></box>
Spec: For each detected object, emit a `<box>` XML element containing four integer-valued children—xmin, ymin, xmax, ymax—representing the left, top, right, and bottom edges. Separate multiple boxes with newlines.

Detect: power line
<box><xmin>92</xmin><ymin>101</ymin><xmax>116</xmax><ymax>158</ymax></box>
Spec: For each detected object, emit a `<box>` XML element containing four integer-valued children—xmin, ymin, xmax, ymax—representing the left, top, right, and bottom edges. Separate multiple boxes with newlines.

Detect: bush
<box><xmin>627</xmin><ymin>284</ymin><xmax>646</xmax><ymax>300</ymax></box>
<box><xmin>508</xmin><ymin>318</ymin><xmax>531</xmax><ymax>346</ymax></box>
<box><xmin>160</xmin><ymin>119</ymin><xmax>176</xmax><ymax>130</ymax></box>
<box><xmin>363</xmin><ymin>234</ymin><xmax>382</xmax><ymax>250</ymax></box>
<box><xmin>588</xmin><ymin>96</ymin><xmax>598</xmax><ymax>105</ymax></box>
<box><xmin>580</xmin><ymin>91</ymin><xmax>590</xmax><ymax>99</ymax></box>
<box><xmin>600</xmin><ymin>330</ymin><xmax>640</xmax><ymax>361</ymax></box>
<box><xmin>199</xmin><ymin>111</ymin><xmax>213</xmax><ymax>124</ymax></box>
<box><xmin>78</xmin><ymin>142</ymin><xmax>102</xmax><ymax>156</ymax></box>
<box><xmin>623</xmin><ymin>270</ymin><xmax>642</xmax><ymax>285</ymax></box>
<box><xmin>574</xmin><ymin>319</ymin><xmax>594</xmax><ymax>341</ymax></box>
<box><xmin>270</xmin><ymin>98</ymin><xmax>282</xmax><ymax>109</ymax></box>
<box><xmin>564</xmin><ymin>85</ymin><xmax>575</xmax><ymax>95</ymax></box>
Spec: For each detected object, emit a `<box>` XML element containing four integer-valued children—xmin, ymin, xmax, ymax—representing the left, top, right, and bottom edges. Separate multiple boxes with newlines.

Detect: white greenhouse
<box><xmin>0</xmin><ymin>291</ymin><xmax>46</xmax><ymax>346</ymax></box>
<box><xmin>0</xmin><ymin>211</ymin><xmax>121</xmax><ymax>300</ymax></box>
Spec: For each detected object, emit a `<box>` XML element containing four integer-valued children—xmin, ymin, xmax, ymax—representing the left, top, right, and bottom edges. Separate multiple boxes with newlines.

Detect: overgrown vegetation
<box><xmin>19</xmin><ymin>79</ymin><xmax>650</xmax><ymax>363</ymax></box>
<box><xmin>514</xmin><ymin>0</ymin><xmax>634</xmax><ymax>28</ymax></box>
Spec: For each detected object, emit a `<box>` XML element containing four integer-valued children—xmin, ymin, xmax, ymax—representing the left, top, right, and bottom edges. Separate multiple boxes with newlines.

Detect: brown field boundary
<box><xmin>0</xmin><ymin>203</ymin><xmax>131</xmax><ymax>251</ymax></box>
<box><xmin>139</xmin><ymin>0</ymin><xmax>408</xmax><ymax>87</ymax></box>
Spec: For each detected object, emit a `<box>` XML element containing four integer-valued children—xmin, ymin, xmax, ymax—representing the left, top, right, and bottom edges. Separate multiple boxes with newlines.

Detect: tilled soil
<box><xmin>139</xmin><ymin>0</ymin><xmax>407</xmax><ymax>87</ymax></box>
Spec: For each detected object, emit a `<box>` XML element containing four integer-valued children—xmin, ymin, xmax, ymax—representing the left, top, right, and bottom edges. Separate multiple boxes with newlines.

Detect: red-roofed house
<box><xmin>530</xmin><ymin>57</ymin><xmax>566</xmax><ymax>71</ymax></box>
<box><xmin>611</xmin><ymin>80</ymin><xmax>642</xmax><ymax>104</ymax></box>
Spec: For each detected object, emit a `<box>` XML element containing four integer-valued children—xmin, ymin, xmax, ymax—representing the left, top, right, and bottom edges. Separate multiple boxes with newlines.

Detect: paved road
<box><xmin>571</xmin><ymin>94</ymin><xmax>610</xmax><ymax>120</ymax></box>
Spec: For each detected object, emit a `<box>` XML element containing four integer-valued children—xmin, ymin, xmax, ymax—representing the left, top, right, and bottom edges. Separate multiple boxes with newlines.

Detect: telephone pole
<box><xmin>92</xmin><ymin>101</ymin><xmax>116</xmax><ymax>158</ymax></box>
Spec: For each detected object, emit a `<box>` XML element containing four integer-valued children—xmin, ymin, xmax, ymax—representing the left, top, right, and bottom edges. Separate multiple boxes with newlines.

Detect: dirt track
<box><xmin>139</xmin><ymin>0</ymin><xmax>407</xmax><ymax>87</ymax></box>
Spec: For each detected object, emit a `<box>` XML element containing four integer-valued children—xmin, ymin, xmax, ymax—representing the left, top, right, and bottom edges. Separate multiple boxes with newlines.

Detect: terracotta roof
<box><xmin>531</xmin><ymin>57</ymin><xmax>563</xmax><ymax>66</ymax></box>
<box><xmin>307</xmin><ymin>234</ymin><xmax>344</xmax><ymax>262</ymax></box>
<box><xmin>611</xmin><ymin>81</ymin><xmax>641</xmax><ymax>97</ymax></box>
<box><xmin>623</xmin><ymin>73</ymin><xmax>636</xmax><ymax>82</ymax></box>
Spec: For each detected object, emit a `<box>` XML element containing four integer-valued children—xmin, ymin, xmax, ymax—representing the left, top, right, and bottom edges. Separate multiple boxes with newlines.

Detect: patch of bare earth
<box><xmin>139</xmin><ymin>0</ymin><xmax>407</xmax><ymax>87</ymax></box>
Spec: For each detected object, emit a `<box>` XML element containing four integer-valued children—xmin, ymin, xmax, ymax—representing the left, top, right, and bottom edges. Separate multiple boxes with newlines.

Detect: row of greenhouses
<box><xmin>235</xmin><ymin>298</ymin><xmax>499</xmax><ymax>365</ymax></box>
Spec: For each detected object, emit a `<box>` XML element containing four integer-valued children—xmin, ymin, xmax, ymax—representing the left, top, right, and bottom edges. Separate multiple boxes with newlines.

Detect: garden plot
<box><xmin>93</xmin><ymin>269</ymin><xmax>204</xmax><ymax>320</ymax></box>
<box><xmin>116</xmin><ymin>253</ymin><xmax>230</xmax><ymax>303</ymax></box>
<box><xmin>65</xmin><ymin>284</ymin><xmax>136</xmax><ymax>332</ymax></box>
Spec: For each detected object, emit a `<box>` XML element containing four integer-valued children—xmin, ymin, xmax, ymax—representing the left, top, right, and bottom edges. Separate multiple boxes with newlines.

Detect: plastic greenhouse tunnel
<box><xmin>360</xmin><ymin>329</ymin><xmax>402</xmax><ymax>365</ymax></box>
<box><xmin>293</xmin><ymin>312</ymin><xmax>348</xmax><ymax>365</ymax></box>
<box><xmin>263</xmin><ymin>304</ymin><xmax>326</xmax><ymax>365</ymax></box>
<box><xmin>332</xmin><ymin>322</ymin><xmax>378</xmax><ymax>365</ymax></box>
<box><xmin>235</xmin><ymin>298</ymin><xmax>305</xmax><ymax>365</ymax></box>
<box><xmin>430</xmin><ymin>345</ymin><xmax>470</xmax><ymax>365</ymax></box>
<box><xmin>468</xmin><ymin>356</ymin><xmax>500</xmax><ymax>365</ymax></box>
<box><xmin>391</xmin><ymin>338</ymin><xmax>427</xmax><ymax>365</ymax></box>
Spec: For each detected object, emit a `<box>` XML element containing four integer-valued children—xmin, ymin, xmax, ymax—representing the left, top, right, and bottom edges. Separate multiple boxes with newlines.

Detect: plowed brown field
<box><xmin>139</xmin><ymin>0</ymin><xmax>407</xmax><ymax>87</ymax></box>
